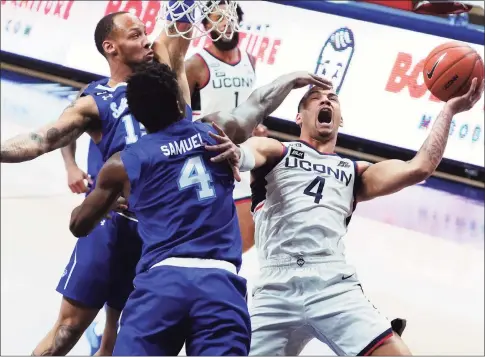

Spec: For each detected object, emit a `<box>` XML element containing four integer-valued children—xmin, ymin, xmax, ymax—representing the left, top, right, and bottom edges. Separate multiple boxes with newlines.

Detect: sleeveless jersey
<box><xmin>191</xmin><ymin>48</ymin><xmax>255</xmax><ymax>120</ymax></box>
<box><xmin>251</xmin><ymin>141</ymin><xmax>359</xmax><ymax>264</ymax></box>
<box><xmin>79</xmin><ymin>83</ymin><xmax>106</xmax><ymax>194</ymax></box>
<box><xmin>191</xmin><ymin>49</ymin><xmax>255</xmax><ymax>201</ymax></box>
<box><xmin>120</xmin><ymin>118</ymin><xmax>242</xmax><ymax>274</ymax></box>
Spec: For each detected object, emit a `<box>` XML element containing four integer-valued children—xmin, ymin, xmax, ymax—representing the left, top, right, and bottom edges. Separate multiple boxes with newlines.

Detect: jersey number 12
<box><xmin>178</xmin><ymin>156</ymin><xmax>216</xmax><ymax>200</ymax></box>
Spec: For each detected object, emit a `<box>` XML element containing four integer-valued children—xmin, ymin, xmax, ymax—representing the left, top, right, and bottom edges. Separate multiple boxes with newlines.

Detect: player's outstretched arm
<box><xmin>152</xmin><ymin>0</ymin><xmax>194</xmax><ymax>105</ymax></box>
<box><xmin>70</xmin><ymin>152</ymin><xmax>130</xmax><ymax>238</ymax></box>
<box><xmin>201</xmin><ymin>72</ymin><xmax>332</xmax><ymax>144</ymax></box>
<box><xmin>356</xmin><ymin>78</ymin><xmax>484</xmax><ymax>202</ymax></box>
<box><xmin>0</xmin><ymin>96</ymin><xmax>99</xmax><ymax>163</ymax></box>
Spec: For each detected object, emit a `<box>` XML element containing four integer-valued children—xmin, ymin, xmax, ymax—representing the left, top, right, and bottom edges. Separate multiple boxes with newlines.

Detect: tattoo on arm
<box><xmin>32</xmin><ymin>325</ymin><xmax>83</xmax><ymax>356</ymax></box>
<box><xmin>415</xmin><ymin>108</ymin><xmax>453</xmax><ymax>171</ymax></box>
<box><xmin>0</xmin><ymin>100</ymin><xmax>91</xmax><ymax>163</ymax></box>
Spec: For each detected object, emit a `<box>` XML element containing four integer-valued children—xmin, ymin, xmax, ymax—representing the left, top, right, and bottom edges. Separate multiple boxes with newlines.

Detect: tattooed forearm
<box><xmin>0</xmin><ymin>116</ymin><xmax>91</xmax><ymax>163</ymax></box>
<box><xmin>32</xmin><ymin>325</ymin><xmax>83</xmax><ymax>356</ymax></box>
<box><xmin>415</xmin><ymin>107</ymin><xmax>454</xmax><ymax>172</ymax></box>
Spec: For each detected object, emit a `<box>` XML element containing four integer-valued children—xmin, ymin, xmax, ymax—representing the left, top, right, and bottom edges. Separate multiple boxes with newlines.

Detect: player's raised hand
<box><xmin>288</xmin><ymin>71</ymin><xmax>333</xmax><ymax>89</ymax></box>
<box><xmin>67</xmin><ymin>166</ymin><xmax>93</xmax><ymax>194</ymax></box>
<box><xmin>205</xmin><ymin>122</ymin><xmax>242</xmax><ymax>182</ymax></box>
<box><xmin>446</xmin><ymin>78</ymin><xmax>484</xmax><ymax>114</ymax></box>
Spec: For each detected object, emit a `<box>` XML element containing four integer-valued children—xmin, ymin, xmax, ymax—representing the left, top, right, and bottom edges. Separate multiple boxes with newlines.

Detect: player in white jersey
<box><xmin>185</xmin><ymin>0</ymin><xmax>267</xmax><ymax>253</ymax></box>
<box><xmin>207</xmin><ymin>79</ymin><xmax>484</xmax><ymax>355</ymax></box>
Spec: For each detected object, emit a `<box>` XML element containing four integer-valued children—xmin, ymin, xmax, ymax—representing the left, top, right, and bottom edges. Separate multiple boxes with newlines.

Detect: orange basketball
<box><xmin>423</xmin><ymin>41</ymin><xmax>484</xmax><ymax>102</ymax></box>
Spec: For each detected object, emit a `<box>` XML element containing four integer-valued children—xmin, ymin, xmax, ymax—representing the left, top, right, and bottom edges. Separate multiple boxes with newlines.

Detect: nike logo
<box><xmin>342</xmin><ymin>273</ymin><xmax>355</xmax><ymax>280</ymax></box>
<box><xmin>427</xmin><ymin>53</ymin><xmax>446</xmax><ymax>79</ymax></box>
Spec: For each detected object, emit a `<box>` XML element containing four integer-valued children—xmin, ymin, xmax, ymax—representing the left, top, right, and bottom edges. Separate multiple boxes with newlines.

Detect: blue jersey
<box><xmin>82</xmin><ymin>78</ymin><xmax>191</xmax><ymax>190</ymax></box>
<box><xmin>119</xmin><ymin>119</ymin><xmax>242</xmax><ymax>273</ymax></box>
<box><xmin>84</xmin><ymin>78</ymin><xmax>146</xmax><ymax>163</ymax></box>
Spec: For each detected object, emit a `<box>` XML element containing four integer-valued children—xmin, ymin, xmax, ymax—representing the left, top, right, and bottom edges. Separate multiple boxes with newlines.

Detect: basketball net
<box><xmin>155</xmin><ymin>0</ymin><xmax>240</xmax><ymax>41</ymax></box>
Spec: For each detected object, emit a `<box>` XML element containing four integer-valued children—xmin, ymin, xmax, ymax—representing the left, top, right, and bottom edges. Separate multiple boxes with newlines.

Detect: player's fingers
<box><xmin>86</xmin><ymin>175</ymin><xmax>94</xmax><ymax>185</ymax></box>
<box><xmin>210</xmin><ymin>151</ymin><xmax>233</xmax><ymax>163</ymax></box>
<box><xmin>211</xmin><ymin>122</ymin><xmax>227</xmax><ymax>137</ymax></box>
<box><xmin>208</xmin><ymin>131</ymin><xmax>228</xmax><ymax>143</ymax></box>
<box><xmin>311</xmin><ymin>74</ymin><xmax>333</xmax><ymax>88</ymax></box>
<box><xmin>68</xmin><ymin>183</ymin><xmax>77</xmax><ymax>194</ymax></box>
<box><xmin>232</xmin><ymin>165</ymin><xmax>241</xmax><ymax>182</ymax></box>
<box><xmin>204</xmin><ymin>142</ymin><xmax>232</xmax><ymax>152</ymax></box>
<box><xmin>466</xmin><ymin>77</ymin><xmax>478</xmax><ymax>98</ymax></box>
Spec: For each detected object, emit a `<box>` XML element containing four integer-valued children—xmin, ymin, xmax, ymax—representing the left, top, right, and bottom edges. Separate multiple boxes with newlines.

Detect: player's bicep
<box><xmin>242</xmin><ymin>137</ymin><xmax>285</xmax><ymax>168</ymax></box>
<box><xmin>357</xmin><ymin>159</ymin><xmax>425</xmax><ymax>202</ymax></box>
<box><xmin>43</xmin><ymin>96</ymin><xmax>99</xmax><ymax>151</ymax></box>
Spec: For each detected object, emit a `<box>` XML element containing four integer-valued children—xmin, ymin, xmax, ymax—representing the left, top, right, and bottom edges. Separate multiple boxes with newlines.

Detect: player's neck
<box><xmin>207</xmin><ymin>45</ymin><xmax>240</xmax><ymax>63</ymax></box>
<box><xmin>299</xmin><ymin>135</ymin><xmax>336</xmax><ymax>154</ymax></box>
<box><xmin>108</xmin><ymin>62</ymin><xmax>133</xmax><ymax>86</ymax></box>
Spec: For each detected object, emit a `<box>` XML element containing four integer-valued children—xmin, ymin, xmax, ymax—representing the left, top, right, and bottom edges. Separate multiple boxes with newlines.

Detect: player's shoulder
<box><xmin>83</xmin><ymin>78</ymin><xmax>127</xmax><ymax>98</ymax></box>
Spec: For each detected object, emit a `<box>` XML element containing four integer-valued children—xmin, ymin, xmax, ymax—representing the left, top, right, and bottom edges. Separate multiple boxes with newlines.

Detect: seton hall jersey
<box><xmin>251</xmin><ymin>141</ymin><xmax>359</xmax><ymax>264</ymax></box>
<box><xmin>191</xmin><ymin>48</ymin><xmax>255</xmax><ymax>120</ymax></box>
<box><xmin>120</xmin><ymin>119</ymin><xmax>242</xmax><ymax>274</ymax></box>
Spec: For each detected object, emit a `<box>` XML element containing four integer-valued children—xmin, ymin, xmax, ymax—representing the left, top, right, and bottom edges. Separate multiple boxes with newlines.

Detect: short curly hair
<box><xmin>126</xmin><ymin>62</ymin><xmax>185</xmax><ymax>133</ymax></box>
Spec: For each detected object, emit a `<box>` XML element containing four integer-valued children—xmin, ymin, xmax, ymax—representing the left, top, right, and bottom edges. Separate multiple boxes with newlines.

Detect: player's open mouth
<box><xmin>317</xmin><ymin>108</ymin><xmax>332</xmax><ymax>124</ymax></box>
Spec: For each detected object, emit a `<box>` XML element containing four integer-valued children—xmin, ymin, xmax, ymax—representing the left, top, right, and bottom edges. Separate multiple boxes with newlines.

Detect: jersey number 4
<box><xmin>303</xmin><ymin>177</ymin><xmax>326</xmax><ymax>204</ymax></box>
<box><xmin>178</xmin><ymin>156</ymin><xmax>216</xmax><ymax>200</ymax></box>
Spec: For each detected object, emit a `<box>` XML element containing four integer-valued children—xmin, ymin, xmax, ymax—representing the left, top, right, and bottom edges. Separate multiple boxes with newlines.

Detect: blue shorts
<box><xmin>113</xmin><ymin>265</ymin><xmax>251</xmax><ymax>356</ymax></box>
<box><xmin>56</xmin><ymin>213</ymin><xmax>141</xmax><ymax>311</ymax></box>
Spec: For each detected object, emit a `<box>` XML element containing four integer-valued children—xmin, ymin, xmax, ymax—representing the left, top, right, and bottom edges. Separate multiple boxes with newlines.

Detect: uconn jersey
<box><xmin>251</xmin><ymin>141</ymin><xmax>358</xmax><ymax>264</ymax></box>
<box><xmin>192</xmin><ymin>49</ymin><xmax>255</xmax><ymax>201</ymax></box>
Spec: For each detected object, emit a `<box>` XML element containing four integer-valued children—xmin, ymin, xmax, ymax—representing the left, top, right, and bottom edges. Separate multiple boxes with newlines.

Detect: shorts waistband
<box><xmin>259</xmin><ymin>256</ymin><xmax>343</xmax><ymax>268</ymax></box>
<box><xmin>150</xmin><ymin>257</ymin><xmax>237</xmax><ymax>275</ymax></box>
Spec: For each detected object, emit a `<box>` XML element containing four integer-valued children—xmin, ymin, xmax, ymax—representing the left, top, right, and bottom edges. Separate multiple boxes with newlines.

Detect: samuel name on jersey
<box><xmin>160</xmin><ymin>133</ymin><xmax>204</xmax><ymax>157</ymax></box>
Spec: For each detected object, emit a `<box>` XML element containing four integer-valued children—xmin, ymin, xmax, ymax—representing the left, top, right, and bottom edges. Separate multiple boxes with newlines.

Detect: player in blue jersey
<box><xmin>66</xmin><ymin>62</ymin><xmax>332</xmax><ymax>356</ymax></box>
<box><xmin>0</xmin><ymin>8</ymin><xmax>196</xmax><ymax>355</ymax></box>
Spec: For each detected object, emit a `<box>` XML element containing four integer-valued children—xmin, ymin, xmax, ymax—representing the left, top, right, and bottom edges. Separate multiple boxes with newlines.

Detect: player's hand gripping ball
<box><xmin>423</xmin><ymin>41</ymin><xmax>484</xmax><ymax>102</ymax></box>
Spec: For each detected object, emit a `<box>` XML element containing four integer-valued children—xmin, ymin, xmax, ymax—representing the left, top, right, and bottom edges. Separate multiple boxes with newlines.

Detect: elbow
<box><xmin>410</xmin><ymin>163</ymin><xmax>434</xmax><ymax>182</ymax></box>
<box><xmin>69</xmin><ymin>209</ymin><xmax>90</xmax><ymax>238</ymax></box>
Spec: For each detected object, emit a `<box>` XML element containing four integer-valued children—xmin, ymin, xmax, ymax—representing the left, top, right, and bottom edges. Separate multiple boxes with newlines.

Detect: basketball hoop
<box><xmin>156</xmin><ymin>0</ymin><xmax>240</xmax><ymax>41</ymax></box>
<box><xmin>413</xmin><ymin>1</ymin><xmax>472</xmax><ymax>15</ymax></box>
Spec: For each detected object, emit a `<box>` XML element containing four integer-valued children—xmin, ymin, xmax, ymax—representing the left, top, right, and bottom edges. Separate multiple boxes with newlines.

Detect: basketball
<box><xmin>423</xmin><ymin>41</ymin><xmax>484</xmax><ymax>102</ymax></box>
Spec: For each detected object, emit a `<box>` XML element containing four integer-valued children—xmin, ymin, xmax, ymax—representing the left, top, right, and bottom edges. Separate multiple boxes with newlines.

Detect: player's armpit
<box><xmin>0</xmin><ymin>96</ymin><xmax>99</xmax><ymax>163</ymax></box>
<box><xmin>356</xmin><ymin>159</ymin><xmax>429</xmax><ymax>202</ymax></box>
<box><xmin>69</xmin><ymin>153</ymin><xmax>130</xmax><ymax>238</ymax></box>
<box><xmin>185</xmin><ymin>54</ymin><xmax>205</xmax><ymax>96</ymax></box>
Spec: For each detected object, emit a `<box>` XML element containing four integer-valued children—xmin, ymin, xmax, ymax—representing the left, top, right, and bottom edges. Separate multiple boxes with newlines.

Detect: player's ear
<box><xmin>103</xmin><ymin>40</ymin><xmax>116</xmax><ymax>56</ymax></box>
<box><xmin>339</xmin><ymin>115</ymin><xmax>344</xmax><ymax>127</ymax></box>
<box><xmin>295</xmin><ymin>113</ymin><xmax>303</xmax><ymax>127</ymax></box>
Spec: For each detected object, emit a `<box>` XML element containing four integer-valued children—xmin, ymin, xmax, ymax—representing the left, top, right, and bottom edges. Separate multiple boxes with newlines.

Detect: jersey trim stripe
<box><xmin>204</xmin><ymin>48</ymin><xmax>242</xmax><ymax>66</ymax></box>
<box><xmin>358</xmin><ymin>328</ymin><xmax>393</xmax><ymax>356</ymax></box>
<box><xmin>297</xmin><ymin>140</ymin><xmax>339</xmax><ymax>156</ymax></box>
<box><xmin>195</xmin><ymin>53</ymin><xmax>211</xmax><ymax>90</ymax></box>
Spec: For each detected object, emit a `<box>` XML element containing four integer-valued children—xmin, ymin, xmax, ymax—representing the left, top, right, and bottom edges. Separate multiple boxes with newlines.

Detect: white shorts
<box><xmin>249</xmin><ymin>258</ymin><xmax>393</xmax><ymax>356</ymax></box>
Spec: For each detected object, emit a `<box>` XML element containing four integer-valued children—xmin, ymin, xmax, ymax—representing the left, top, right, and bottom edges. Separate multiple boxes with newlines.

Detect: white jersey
<box><xmin>251</xmin><ymin>141</ymin><xmax>358</xmax><ymax>265</ymax></box>
<box><xmin>192</xmin><ymin>48</ymin><xmax>256</xmax><ymax>201</ymax></box>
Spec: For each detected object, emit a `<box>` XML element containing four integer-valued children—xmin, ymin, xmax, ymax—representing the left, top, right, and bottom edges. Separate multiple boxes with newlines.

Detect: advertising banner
<box><xmin>1</xmin><ymin>0</ymin><xmax>483</xmax><ymax>166</ymax></box>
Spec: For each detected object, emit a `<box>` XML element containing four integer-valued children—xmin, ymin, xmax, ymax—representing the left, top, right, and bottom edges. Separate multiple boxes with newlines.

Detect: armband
<box><xmin>238</xmin><ymin>144</ymin><xmax>256</xmax><ymax>172</ymax></box>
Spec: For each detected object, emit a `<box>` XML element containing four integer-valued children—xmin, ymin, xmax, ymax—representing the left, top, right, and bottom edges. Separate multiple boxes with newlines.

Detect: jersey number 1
<box><xmin>303</xmin><ymin>177</ymin><xmax>326</xmax><ymax>204</ymax></box>
<box><xmin>178</xmin><ymin>156</ymin><xmax>216</xmax><ymax>200</ymax></box>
